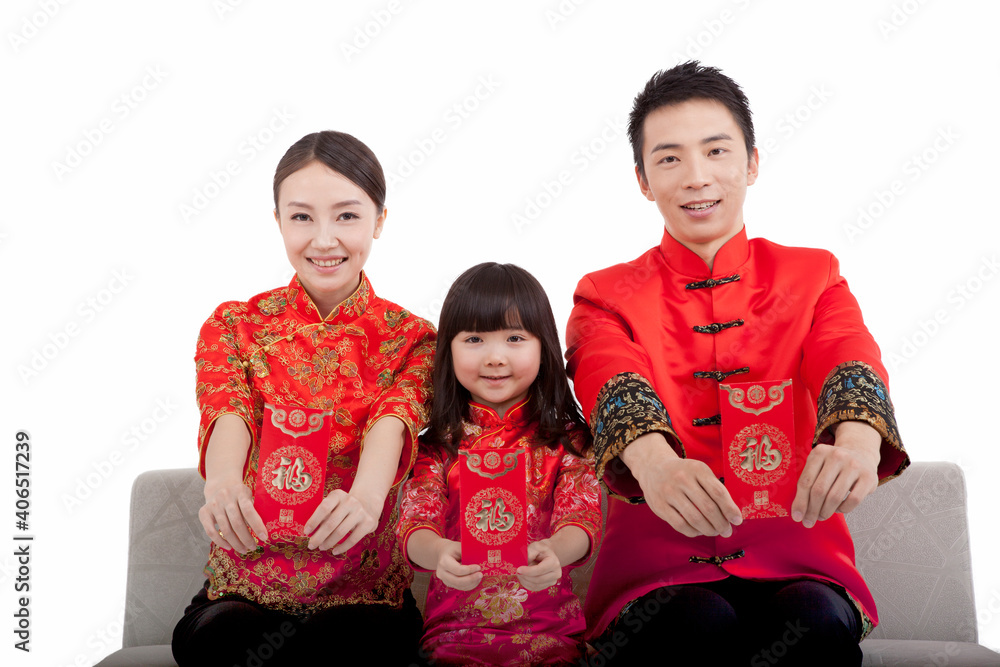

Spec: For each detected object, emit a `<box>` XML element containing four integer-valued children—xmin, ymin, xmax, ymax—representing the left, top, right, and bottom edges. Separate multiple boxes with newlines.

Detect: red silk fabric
<box><xmin>195</xmin><ymin>274</ymin><xmax>435</xmax><ymax>613</ymax></box>
<box><xmin>566</xmin><ymin>228</ymin><xmax>907</xmax><ymax>638</ymax></box>
<box><xmin>398</xmin><ymin>400</ymin><xmax>602</xmax><ymax>665</ymax></box>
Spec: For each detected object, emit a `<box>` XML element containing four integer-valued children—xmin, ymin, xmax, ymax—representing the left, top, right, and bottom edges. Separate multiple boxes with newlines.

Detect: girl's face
<box><xmin>450</xmin><ymin>327</ymin><xmax>541</xmax><ymax>418</ymax></box>
<box><xmin>274</xmin><ymin>161</ymin><xmax>385</xmax><ymax>317</ymax></box>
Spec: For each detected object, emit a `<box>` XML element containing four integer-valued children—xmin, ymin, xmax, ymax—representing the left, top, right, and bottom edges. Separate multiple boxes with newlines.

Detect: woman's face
<box><xmin>274</xmin><ymin>161</ymin><xmax>385</xmax><ymax>317</ymax></box>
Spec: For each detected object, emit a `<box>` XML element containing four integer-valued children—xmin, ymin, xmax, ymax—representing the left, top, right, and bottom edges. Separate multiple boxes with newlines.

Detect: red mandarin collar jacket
<box><xmin>397</xmin><ymin>399</ymin><xmax>601</xmax><ymax>665</ymax></box>
<box><xmin>195</xmin><ymin>274</ymin><xmax>436</xmax><ymax>614</ymax></box>
<box><xmin>566</xmin><ymin>227</ymin><xmax>908</xmax><ymax>639</ymax></box>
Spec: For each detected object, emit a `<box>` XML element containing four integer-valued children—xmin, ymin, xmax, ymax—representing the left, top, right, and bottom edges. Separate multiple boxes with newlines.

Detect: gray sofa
<box><xmin>96</xmin><ymin>463</ymin><xmax>1000</xmax><ymax>665</ymax></box>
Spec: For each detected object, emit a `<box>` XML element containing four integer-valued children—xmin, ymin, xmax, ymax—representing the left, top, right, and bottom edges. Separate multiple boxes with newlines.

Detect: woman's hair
<box><xmin>272</xmin><ymin>131</ymin><xmax>386</xmax><ymax>212</ymax></box>
<box><xmin>427</xmin><ymin>262</ymin><xmax>589</xmax><ymax>456</ymax></box>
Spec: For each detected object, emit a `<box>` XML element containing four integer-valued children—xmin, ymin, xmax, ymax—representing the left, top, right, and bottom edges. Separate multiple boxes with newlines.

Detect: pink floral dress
<box><xmin>397</xmin><ymin>400</ymin><xmax>602</xmax><ymax>666</ymax></box>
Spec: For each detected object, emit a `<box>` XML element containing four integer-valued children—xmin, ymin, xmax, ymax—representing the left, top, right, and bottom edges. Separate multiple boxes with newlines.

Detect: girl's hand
<box><xmin>516</xmin><ymin>539</ymin><xmax>563</xmax><ymax>591</ymax></box>
<box><xmin>304</xmin><ymin>489</ymin><xmax>382</xmax><ymax>554</ymax></box>
<box><xmin>199</xmin><ymin>476</ymin><xmax>267</xmax><ymax>555</ymax></box>
<box><xmin>404</xmin><ymin>530</ymin><xmax>482</xmax><ymax>590</ymax></box>
<box><xmin>435</xmin><ymin>539</ymin><xmax>482</xmax><ymax>591</ymax></box>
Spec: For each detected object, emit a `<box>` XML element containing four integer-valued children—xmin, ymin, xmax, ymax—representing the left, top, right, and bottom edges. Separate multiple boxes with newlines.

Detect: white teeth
<box><xmin>683</xmin><ymin>201</ymin><xmax>718</xmax><ymax>210</ymax></box>
<box><xmin>311</xmin><ymin>258</ymin><xmax>345</xmax><ymax>267</ymax></box>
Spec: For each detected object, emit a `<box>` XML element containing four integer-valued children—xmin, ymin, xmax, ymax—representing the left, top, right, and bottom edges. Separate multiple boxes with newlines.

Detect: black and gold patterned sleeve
<box><xmin>814</xmin><ymin>361</ymin><xmax>909</xmax><ymax>483</ymax></box>
<box><xmin>591</xmin><ymin>372</ymin><xmax>683</xmax><ymax>500</ymax></box>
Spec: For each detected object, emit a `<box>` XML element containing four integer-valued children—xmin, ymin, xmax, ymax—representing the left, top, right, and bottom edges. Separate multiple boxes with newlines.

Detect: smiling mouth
<box><xmin>309</xmin><ymin>258</ymin><xmax>346</xmax><ymax>267</ymax></box>
<box><xmin>682</xmin><ymin>200</ymin><xmax>720</xmax><ymax>210</ymax></box>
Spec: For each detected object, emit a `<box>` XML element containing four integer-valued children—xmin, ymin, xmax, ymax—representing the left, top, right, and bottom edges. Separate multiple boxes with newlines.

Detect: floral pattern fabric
<box><xmin>815</xmin><ymin>361</ymin><xmax>906</xmax><ymax>481</ymax></box>
<box><xmin>590</xmin><ymin>371</ymin><xmax>681</xmax><ymax>501</ymax></box>
<box><xmin>397</xmin><ymin>400</ymin><xmax>602</xmax><ymax>666</ymax></box>
<box><xmin>195</xmin><ymin>274</ymin><xmax>435</xmax><ymax>614</ymax></box>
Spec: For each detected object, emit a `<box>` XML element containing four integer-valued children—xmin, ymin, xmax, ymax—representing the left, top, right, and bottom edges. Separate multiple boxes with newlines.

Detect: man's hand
<box><xmin>791</xmin><ymin>421</ymin><xmax>880</xmax><ymax>528</ymax></box>
<box><xmin>622</xmin><ymin>432</ymin><xmax>742</xmax><ymax>538</ymax></box>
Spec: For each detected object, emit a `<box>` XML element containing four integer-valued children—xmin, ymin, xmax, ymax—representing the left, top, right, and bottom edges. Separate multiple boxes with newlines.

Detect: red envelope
<box><xmin>719</xmin><ymin>379</ymin><xmax>797</xmax><ymax>519</ymax></box>
<box><xmin>253</xmin><ymin>402</ymin><xmax>332</xmax><ymax>541</ymax></box>
<box><xmin>459</xmin><ymin>448</ymin><xmax>528</xmax><ymax>575</ymax></box>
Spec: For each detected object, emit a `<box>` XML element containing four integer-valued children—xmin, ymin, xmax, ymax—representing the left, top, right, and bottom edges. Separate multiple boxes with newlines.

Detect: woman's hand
<box><xmin>304</xmin><ymin>416</ymin><xmax>405</xmax><ymax>554</ymax></box>
<box><xmin>199</xmin><ymin>475</ymin><xmax>267</xmax><ymax>554</ymax></box>
<box><xmin>199</xmin><ymin>415</ymin><xmax>266</xmax><ymax>554</ymax></box>
<box><xmin>304</xmin><ymin>489</ymin><xmax>381</xmax><ymax>555</ymax></box>
<box><xmin>516</xmin><ymin>540</ymin><xmax>563</xmax><ymax>591</ymax></box>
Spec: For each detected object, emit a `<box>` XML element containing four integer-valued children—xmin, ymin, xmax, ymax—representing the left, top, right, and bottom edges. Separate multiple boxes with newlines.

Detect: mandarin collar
<box><xmin>658</xmin><ymin>226</ymin><xmax>750</xmax><ymax>278</ymax></box>
<box><xmin>467</xmin><ymin>397</ymin><xmax>531</xmax><ymax>430</ymax></box>
<box><xmin>288</xmin><ymin>271</ymin><xmax>372</xmax><ymax>323</ymax></box>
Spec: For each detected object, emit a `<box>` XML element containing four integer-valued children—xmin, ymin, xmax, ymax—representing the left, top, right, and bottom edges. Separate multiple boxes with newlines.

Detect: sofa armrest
<box><xmin>847</xmin><ymin>462</ymin><xmax>978</xmax><ymax>643</ymax></box>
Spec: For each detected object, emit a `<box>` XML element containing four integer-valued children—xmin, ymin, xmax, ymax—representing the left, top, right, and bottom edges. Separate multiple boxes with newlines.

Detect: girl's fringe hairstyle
<box><xmin>426</xmin><ymin>263</ymin><xmax>589</xmax><ymax>456</ymax></box>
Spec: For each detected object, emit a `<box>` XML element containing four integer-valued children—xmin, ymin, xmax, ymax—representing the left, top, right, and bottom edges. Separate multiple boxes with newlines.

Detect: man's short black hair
<box><xmin>629</xmin><ymin>61</ymin><xmax>755</xmax><ymax>180</ymax></box>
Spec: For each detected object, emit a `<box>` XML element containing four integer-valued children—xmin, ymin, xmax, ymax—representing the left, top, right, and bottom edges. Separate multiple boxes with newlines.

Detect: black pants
<box><xmin>588</xmin><ymin>577</ymin><xmax>862</xmax><ymax>667</ymax></box>
<box><xmin>172</xmin><ymin>581</ymin><xmax>424</xmax><ymax>667</ymax></box>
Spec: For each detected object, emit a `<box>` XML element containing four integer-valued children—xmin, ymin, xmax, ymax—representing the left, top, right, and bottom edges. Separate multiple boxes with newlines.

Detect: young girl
<box><xmin>172</xmin><ymin>131</ymin><xmax>435</xmax><ymax>665</ymax></box>
<box><xmin>397</xmin><ymin>262</ymin><xmax>602</xmax><ymax>666</ymax></box>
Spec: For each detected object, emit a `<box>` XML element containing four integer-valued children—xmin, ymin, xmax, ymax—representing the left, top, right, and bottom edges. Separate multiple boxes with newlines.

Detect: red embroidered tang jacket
<box><xmin>195</xmin><ymin>274</ymin><xmax>435</xmax><ymax>614</ymax></box>
<box><xmin>565</xmin><ymin>227</ymin><xmax>908</xmax><ymax>639</ymax></box>
<box><xmin>397</xmin><ymin>400</ymin><xmax>602</xmax><ymax>666</ymax></box>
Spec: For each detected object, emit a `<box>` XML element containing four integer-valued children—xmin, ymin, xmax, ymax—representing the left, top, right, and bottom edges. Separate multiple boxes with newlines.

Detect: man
<box><xmin>565</xmin><ymin>62</ymin><xmax>908</xmax><ymax>665</ymax></box>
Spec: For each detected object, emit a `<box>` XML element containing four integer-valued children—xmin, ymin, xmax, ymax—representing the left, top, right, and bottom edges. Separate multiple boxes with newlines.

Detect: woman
<box><xmin>172</xmin><ymin>131</ymin><xmax>435</xmax><ymax>666</ymax></box>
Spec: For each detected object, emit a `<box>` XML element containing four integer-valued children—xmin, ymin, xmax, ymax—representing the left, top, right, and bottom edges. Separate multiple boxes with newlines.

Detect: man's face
<box><xmin>638</xmin><ymin>98</ymin><xmax>759</xmax><ymax>257</ymax></box>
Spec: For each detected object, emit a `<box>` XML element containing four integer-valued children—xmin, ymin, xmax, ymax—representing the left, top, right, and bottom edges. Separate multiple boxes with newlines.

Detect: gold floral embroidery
<box><xmin>250</xmin><ymin>354</ymin><xmax>271</xmax><ymax>378</ymax></box>
<box><xmin>288</xmin><ymin>571</ymin><xmax>319</xmax><ymax>597</ymax></box>
<box><xmin>196</xmin><ymin>276</ymin><xmax>435</xmax><ymax>614</ymax></box>
<box><xmin>815</xmin><ymin>361</ymin><xmax>908</xmax><ymax>484</ymax></box>
<box><xmin>288</xmin><ymin>347</ymin><xmax>344</xmax><ymax>395</ymax></box>
<box><xmin>530</xmin><ymin>635</ymin><xmax>563</xmax><ymax>655</ymax></box>
<box><xmin>379</xmin><ymin>335</ymin><xmax>407</xmax><ymax>357</ymax></box>
<box><xmin>384</xmin><ymin>308</ymin><xmax>409</xmax><ymax>329</ymax></box>
<box><xmin>376</xmin><ymin>368</ymin><xmax>395</xmax><ymax>389</ymax></box>
<box><xmin>324</xmin><ymin>473</ymin><xmax>343</xmax><ymax>491</ymax></box>
<box><xmin>329</xmin><ymin>431</ymin><xmax>349</xmax><ymax>453</ymax></box>
<box><xmin>257</xmin><ymin>294</ymin><xmax>288</xmax><ymax>316</ymax></box>
<box><xmin>473</xmin><ymin>577</ymin><xmax>529</xmax><ymax>625</ymax></box>
<box><xmin>332</xmin><ymin>408</ymin><xmax>354</xmax><ymax>428</ymax></box>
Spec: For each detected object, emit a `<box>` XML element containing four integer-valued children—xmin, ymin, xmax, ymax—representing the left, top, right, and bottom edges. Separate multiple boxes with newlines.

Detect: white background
<box><xmin>2</xmin><ymin>0</ymin><xmax>999</xmax><ymax>663</ymax></box>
